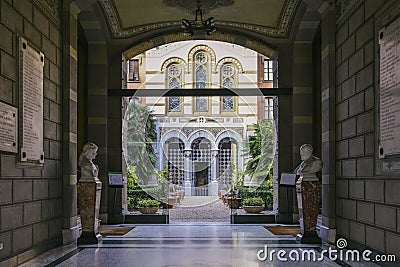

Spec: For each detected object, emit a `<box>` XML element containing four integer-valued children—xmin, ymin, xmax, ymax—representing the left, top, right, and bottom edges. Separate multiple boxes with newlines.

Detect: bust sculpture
<box><xmin>294</xmin><ymin>144</ymin><xmax>322</xmax><ymax>177</ymax></box>
<box><xmin>79</xmin><ymin>142</ymin><xmax>99</xmax><ymax>180</ymax></box>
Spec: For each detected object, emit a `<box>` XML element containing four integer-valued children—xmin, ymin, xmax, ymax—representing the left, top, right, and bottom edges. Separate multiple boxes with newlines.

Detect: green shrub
<box><xmin>237</xmin><ymin>177</ymin><xmax>273</xmax><ymax>210</ymax></box>
<box><xmin>127</xmin><ymin>185</ymin><xmax>161</xmax><ymax>209</ymax></box>
<box><xmin>137</xmin><ymin>199</ymin><xmax>160</xmax><ymax>207</ymax></box>
<box><xmin>243</xmin><ymin>197</ymin><xmax>264</xmax><ymax>206</ymax></box>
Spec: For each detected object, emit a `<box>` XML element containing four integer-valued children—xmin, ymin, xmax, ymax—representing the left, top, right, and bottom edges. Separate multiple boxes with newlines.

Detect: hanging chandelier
<box><xmin>181</xmin><ymin>1</ymin><xmax>215</xmax><ymax>36</ymax></box>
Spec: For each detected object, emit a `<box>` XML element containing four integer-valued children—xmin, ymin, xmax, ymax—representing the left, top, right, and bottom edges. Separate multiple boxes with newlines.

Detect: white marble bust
<box><xmin>294</xmin><ymin>144</ymin><xmax>323</xmax><ymax>177</ymax></box>
<box><xmin>79</xmin><ymin>142</ymin><xmax>99</xmax><ymax>180</ymax></box>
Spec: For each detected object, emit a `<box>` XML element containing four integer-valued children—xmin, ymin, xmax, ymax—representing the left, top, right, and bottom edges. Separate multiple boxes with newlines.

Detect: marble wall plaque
<box><xmin>0</xmin><ymin>102</ymin><xmax>18</xmax><ymax>153</ymax></box>
<box><xmin>19</xmin><ymin>38</ymin><xmax>44</xmax><ymax>163</ymax></box>
<box><xmin>379</xmin><ymin>16</ymin><xmax>400</xmax><ymax>158</ymax></box>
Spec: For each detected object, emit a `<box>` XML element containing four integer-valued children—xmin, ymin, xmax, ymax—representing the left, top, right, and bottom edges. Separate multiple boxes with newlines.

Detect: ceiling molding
<box><xmin>99</xmin><ymin>0</ymin><xmax>301</xmax><ymax>39</ymax></box>
<box><xmin>163</xmin><ymin>0</ymin><xmax>234</xmax><ymax>14</ymax></box>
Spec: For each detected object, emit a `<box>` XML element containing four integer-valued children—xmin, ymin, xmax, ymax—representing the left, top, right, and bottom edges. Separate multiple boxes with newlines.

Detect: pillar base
<box><xmin>78</xmin><ymin>231</ymin><xmax>103</xmax><ymax>245</ymax></box>
<box><xmin>62</xmin><ymin>225</ymin><xmax>80</xmax><ymax>245</ymax></box>
<box><xmin>296</xmin><ymin>231</ymin><xmax>321</xmax><ymax>244</ymax></box>
<box><xmin>184</xmin><ymin>181</ymin><xmax>192</xmax><ymax>196</ymax></box>
<box><xmin>208</xmin><ymin>180</ymin><xmax>218</xmax><ymax>196</ymax></box>
<box><xmin>320</xmin><ymin>225</ymin><xmax>336</xmax><ymax>244</ymax></box>
<box><xmin>275</xmin><ymin>212</ymin><xmax>295</xmax><ymax>224</ymax></box>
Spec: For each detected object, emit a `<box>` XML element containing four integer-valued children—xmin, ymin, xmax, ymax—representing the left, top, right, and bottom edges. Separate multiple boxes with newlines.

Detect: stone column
<box><xmin>274</xmin><ymin>45</ymin><xmax>294</xmax><ymax>224</ymax></box>
<box><xmin>319</xmin><ymin>4</ymin><xmax>337</xmax><ymax>244</ymax></box>
<box><xmin>291</xmin><ymin>41</ymin><xmax>316</xmax><ymax>224</ymax></box>
<box><xmin>61</xmin><ymin>1</ymin><xmax>80</xmax><ymax>245</ymax></box>
<box><xmin>183</xmin><ymin>148</ymin><xmax>192</xmax><ymax>196</ymax></box>
<box><xmin>86</xmin><ymin>43</ymin><xmax>108</xmax><ymax>223</ymax></box>
<box><xmin>107</xmin><ymin>45</ymin><xmax>124</xmax><ymax>223</ymax></box>
<box><xmin>209</xmin><ymin>148</ymin><xmax>219</xmax><ymax>196</ymax></box>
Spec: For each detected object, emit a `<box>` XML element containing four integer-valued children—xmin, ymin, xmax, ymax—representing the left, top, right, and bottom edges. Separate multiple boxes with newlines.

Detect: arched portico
<box><xmin>77</xmin><ymin>0</ymin><xmax>321</xmax><ymax>233</ymax></box>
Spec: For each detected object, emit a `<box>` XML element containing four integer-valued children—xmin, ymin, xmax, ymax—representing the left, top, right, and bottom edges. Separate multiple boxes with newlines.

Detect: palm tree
<box><xmin>243</xmin><ymin>120</ymin><xmax>274</xmax><ymax>180</ymax></box>
<box><xmin>126</xmin><ymin>101</ymin><xmax>157</xmax><ymax>184</ymax></box>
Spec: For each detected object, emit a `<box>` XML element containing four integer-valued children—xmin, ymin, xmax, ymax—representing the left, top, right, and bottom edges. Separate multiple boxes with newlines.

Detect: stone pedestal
<box><xmin>77</xmin><ymin>178</ymin><xmax>102</xmax><ymax>244</ymax></box>
<box><xmin>296</xmin><ymin>175</ymin><xmax>321</xmax><ymax>244</ymax></box>
<box><xmin>184</xmin><ymin>180</ymin><xmax>192</xmax><ymax>196</ymax></box>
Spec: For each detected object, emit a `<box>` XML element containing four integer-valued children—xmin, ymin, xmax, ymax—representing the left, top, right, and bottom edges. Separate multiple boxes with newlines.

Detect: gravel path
<box><xmin>169</xmin><ymin>196</ymin><xmax>231</xmax><ymax>223</ymax></box>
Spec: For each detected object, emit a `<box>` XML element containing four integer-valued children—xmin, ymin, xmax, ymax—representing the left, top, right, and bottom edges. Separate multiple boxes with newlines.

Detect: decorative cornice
<box><xmin>161</xmin><ymin>127</ymin><xmax>244</xmax><ymax>139</ymax></box>
<box><xmin>32</xmin><ymin>0</ymin><xmax>61</xmax><ymax>25</ymax></box>
<box><xmin>99</xmin><ymin>0</ymin><xmax>301</xmax><ymax>39</ymax></box>
<box><xmin>217</xmin><ymin>0</ymin><xmax>301</xmax><ymax>37</ymax></box>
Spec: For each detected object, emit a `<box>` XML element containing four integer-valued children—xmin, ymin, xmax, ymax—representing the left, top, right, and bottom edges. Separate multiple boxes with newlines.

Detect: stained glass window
<box><xmin>221</xmin><ymin>63</ymin><xmax>237</xmax><ymax>111</ymax></box>
<box><xmin>194</xmin><ymin>51</ymin><xmax>209</xmax><ymax>111</ymax></box>
<box><xmin>167</xmin><ymin>63</ymin><xmax>182</xmax><ymax>111</ymax></box>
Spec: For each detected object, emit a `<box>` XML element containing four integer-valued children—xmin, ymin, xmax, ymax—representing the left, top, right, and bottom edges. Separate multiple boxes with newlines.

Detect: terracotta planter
<box><xmin>243</xmin><ymin>206</ymin><xmax>264</xmax><ymax>214</ymax></box>
<box><xmin>168</xmin><ymin>196</ymin><xmax>179</xmax><ymax>205</ymax></box>
<box><xmin>227</xmin><ymin>197</ymin><xmax>242</xmax><ymax>209</ymax></box>
<box><xmin>138</xmin><ymin>207</ymin><xmax>159</xmax><ymax>214</ymax></box>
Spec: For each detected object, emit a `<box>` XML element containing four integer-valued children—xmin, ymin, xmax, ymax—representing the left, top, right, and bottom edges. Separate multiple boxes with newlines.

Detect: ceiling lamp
<box><xmin>182</xmin><ymin>1</ymin><xmax>215</xmax><ymax>36</ymax></box>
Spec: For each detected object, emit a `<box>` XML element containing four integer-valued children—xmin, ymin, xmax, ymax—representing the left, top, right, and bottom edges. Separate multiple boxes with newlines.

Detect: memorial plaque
<box><xmin>0</xmin><ymin>102</ymin><xmax>18</xmax><ymax>153</ymax></box>
<box><xmin>19</xmin><ymin>38</ymin><xmax>44</xmax><ymax>163</ymax></box>
<box><xmin>379</xmin><ymin>16</ymin><xmax>400</xmax><ymax>158</ymax></box>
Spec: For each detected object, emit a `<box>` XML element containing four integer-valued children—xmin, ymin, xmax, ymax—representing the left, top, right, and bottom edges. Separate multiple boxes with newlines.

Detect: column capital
<box><xmin>183</xmin><ymin>149</ymin><xmax>192</xmax><ymax>157</ymax></box>
<box><xmin>211</xmin><ymin>148</ymin><xmax>219</xmax><ymax>158</ymax></box>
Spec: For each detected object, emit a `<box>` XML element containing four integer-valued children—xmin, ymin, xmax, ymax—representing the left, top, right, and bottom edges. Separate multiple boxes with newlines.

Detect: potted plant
<box><xmin>137</xmin><ymin>199</ymin><xmax>160</xmax><ymax>214</ymax></box>
<box><xmin>242</xmin><ymin>197</ymin><xmax>264</xmax><ymax>213</ymax></box>
<box><xmin>226</xmin><ymin>168</ymin><xmax>244</xmax><ymax>209</ymax></box>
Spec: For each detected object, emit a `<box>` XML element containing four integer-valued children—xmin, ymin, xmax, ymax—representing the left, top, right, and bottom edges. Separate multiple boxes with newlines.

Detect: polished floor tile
<box><xmin>19</xmin><ymin>224</ymin><xmax>385</xmax><ymax>267</ymax></box>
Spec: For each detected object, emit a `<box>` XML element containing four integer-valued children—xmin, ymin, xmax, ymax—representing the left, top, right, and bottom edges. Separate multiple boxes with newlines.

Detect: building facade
<box><xmin>127</xmin><ymin>41</ymin><xmax>274</xmax><ymax>195</ymax></box>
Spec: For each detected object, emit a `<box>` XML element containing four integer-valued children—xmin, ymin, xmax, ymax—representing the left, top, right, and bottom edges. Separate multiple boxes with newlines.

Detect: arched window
<box><xmin>166</xmin><ymin>63</ymin><xmax>183</xmax><ymax>111</ymax></box>
<box><xmin>220</xmin><ymin>63</ymin><xmax>237</xmax><ymax>111</ymax></box>
<box><xmin>194</xmin><ymin>51</ymin><xmax>209</xmax><ymax>111</ymax></box>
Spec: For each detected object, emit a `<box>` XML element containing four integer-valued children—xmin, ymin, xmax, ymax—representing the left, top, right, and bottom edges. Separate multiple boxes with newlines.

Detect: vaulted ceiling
<box><xmin>98</xmin><ymin>0</ymin><xmax>300</xmax><ymax>38</ymax></box>
<box><xmin>76</xmin><ymin>0</ymin><xmax>326</xmax><ymax>53</ymax></box>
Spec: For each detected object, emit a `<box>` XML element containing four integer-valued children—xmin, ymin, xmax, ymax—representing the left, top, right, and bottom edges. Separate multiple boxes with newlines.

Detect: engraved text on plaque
<box><xmin>19</xmin><ymin>38</ymin><xmax>44</xmax><ymax>163</ymax></box>
<box><xmin>0</xmin><ymin>102</ymin><xmax>17</xmax><ymax>153</ymax></box>
<box><xmin>379</xmin><ymin>16</ymin><xmax>400</xmax><ymax>157</ymax></box>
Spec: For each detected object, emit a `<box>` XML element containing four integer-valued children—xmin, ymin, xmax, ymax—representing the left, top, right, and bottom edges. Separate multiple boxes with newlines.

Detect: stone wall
<box><xmin>0</xmin><ymin>0</ymin><xmax>63</xmax><ymax>264</ymax></box>
<box><xmin>335</xmin><ymin>0</ymin><xmax>400</xmax><ymax>257</ymax></box>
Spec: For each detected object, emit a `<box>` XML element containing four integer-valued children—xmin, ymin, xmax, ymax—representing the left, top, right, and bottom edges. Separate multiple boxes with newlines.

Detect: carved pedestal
<box><xmin>77</xmin><ymin>178</ymin><xmax>102</xmax><ymax>244</ymax></box>
<box><xmin>296</xmin><ymin>175</ymin><xmax>321</xmax><ymax>244</ymax></box>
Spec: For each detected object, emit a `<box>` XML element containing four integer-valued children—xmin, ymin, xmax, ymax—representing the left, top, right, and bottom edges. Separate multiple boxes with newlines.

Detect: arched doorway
<box><xmin>191</xmin><ymin>137</ymin><xmax>212</xmax><ymax>195</ymax></box>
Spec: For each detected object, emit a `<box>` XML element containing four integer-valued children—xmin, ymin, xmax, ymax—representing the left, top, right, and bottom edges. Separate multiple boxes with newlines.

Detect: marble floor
<box><xmin>20</xmin><ymin>223</ymin><xmax>384</xmax><ymax>267</ymax></box>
